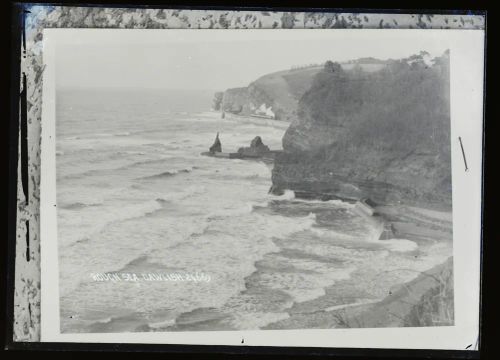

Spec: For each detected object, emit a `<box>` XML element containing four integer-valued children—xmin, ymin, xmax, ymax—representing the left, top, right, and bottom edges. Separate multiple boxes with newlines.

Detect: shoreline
<box><xmin>217</xmin><ymin>111</ymin><xmax>290</xmax><ymax>130</ymax></box>
<box><xmin>262</xmin><ymin>197</ymin><xmax>453</xmax><ymax>330</ymax></box>
<box><xmin>263</xmin><ymin>256</ymin><xmax>453</xmax><ymax>330</ymax></box>
<box><xmin>204</xmin><ymin>111</ymin><xmax>454</xmax><ymax>330</ymax></box>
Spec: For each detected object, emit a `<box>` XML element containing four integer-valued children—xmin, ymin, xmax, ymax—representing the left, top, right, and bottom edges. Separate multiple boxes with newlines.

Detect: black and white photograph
<box><xmin>38</xmin><ymin>27</ymin><xmax>484</xmax><ymax>348</ymax></box>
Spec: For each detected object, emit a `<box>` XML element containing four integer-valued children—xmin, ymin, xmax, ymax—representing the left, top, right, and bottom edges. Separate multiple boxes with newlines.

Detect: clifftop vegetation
<box><xmin>274</xmin><ymin>51</ymin><xmax>451</xmax><ymax>208</ymax></box>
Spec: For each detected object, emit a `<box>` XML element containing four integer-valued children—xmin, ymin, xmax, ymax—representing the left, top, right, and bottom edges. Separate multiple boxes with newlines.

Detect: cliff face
<box><xmin>219</xmin><ymin>66</ymin><xmax>322</xmax><ymax>121</ymax></box>
<box><xmin>272</xmin><ymin>52</ymin><xmax>451</xmax><ymax>209</ymax></box>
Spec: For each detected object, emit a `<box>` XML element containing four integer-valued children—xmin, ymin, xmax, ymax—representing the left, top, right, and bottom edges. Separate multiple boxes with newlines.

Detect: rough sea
<box><xmin>56</xmin><ymin>89</ymin><xmax>452</xmax><ymax>333</ymax></box>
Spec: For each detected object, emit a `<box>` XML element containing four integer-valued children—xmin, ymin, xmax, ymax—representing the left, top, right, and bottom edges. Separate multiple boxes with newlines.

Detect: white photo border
<box><xmin>40</xmin><ymin>28</ymin><xmax>484</xmax><ymax>350</ymax></box>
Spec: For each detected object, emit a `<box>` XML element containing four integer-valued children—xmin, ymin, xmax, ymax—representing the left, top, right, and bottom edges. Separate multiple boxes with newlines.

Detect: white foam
<box><xmin>254</xmin><ymin>212</ymin><xmax>317</xmax><ymax>239</ymax></box>
<box><xmin>95</xmin><ymin>317</ymin><xmax>113</xmax><ymax>324</ymax></box>
<box><xmin>292</xmin><ymin>287</ymin><xmax>327</xmax><ymax>303</ymax></box>
<box><xmin>155</xmin><ymin>185</ymin><xmax>206</xmax><ymax>202</ymax></box>
<box><xmin>259</xmin><ymin>259</ymin><xmax>356</xmax><ymax>304</ymax></box>
<box><xmin>58</xmin><ymin>199</ymin><xmax>163</xmax><ymax>246</ymax></box>
<box><xmin>273</xmin><ymin>193</ymin><xmax>355</xmax><ymax>208</ymax></box>
<box><xmin>310</xmin><ymin>226</ymin><xmax>356</xmax><ymax>240</ymax></box>
<box><xmin>148</xmin><ymin>318</ymin><xmax>176</xmax><ymax>329</ymax></box>
<box><xmin>208</xmin><ymin>202</ymin><xmax>256</xmax><ymax>218</ymax></box>
<box><xmin>230</xmin><ymin>312</ymin><xmax>290</xmax><ymax>330</ymax></box>
<box><xmin>325</xmin><ymin>299</ymin><xmax>379</xmax><ymax>312</ymax></box>
<box><xmin>275</xmin><ymin>189</ymin><xmax>296</xmax><ymax>200</ymax></box>
<box><xmin>363</xmin><ymin>218</ymin><xmax>419</xmax><ymax>252</ymax></box>
<box><xmin>378</xmin><ymin>238</ymin><xmax>419</xmax><ymax>252</ymax></box>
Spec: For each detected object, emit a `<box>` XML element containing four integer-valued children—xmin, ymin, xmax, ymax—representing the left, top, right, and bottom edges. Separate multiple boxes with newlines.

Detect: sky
<box><xmin>50</xmin><ymin>29</ymin><xmax>451</xmax><ymax>91</ymax></box>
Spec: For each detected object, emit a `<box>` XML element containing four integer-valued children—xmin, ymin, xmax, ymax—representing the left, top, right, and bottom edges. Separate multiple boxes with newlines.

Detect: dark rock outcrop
<box><xmin>209</xmin><ymin>133</ymin><xmax>222</xmax><ymax>153</ymax></box>
<box><xmin>212</xmin><ymin>92</ymin><xmax>223</xmax><ymax>110</ymax></box>
<box><xmin>237</xmin><ymin>136</ymin><xmax>271</xmax><ymax>157</ymax></box>
<box><xmin>220</xmin><ymin>87</ymin><xmax>247</xmax><ymax>114</ymax></box>
<box><xmin>272</xmin><ymin>51</ymin><xmax>452</xmax><ymax>209</ymax></box>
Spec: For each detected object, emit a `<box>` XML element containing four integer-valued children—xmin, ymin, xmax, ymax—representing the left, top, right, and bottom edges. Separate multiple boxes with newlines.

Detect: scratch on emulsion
<box><xmin>458</xmin><ymin>137</ymin><xmax>469</xmax><ymax>171</ymax></box>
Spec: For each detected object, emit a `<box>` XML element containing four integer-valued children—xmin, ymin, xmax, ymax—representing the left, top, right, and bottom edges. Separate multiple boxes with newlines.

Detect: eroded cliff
<box><xmin>272</xmin><ymin>52</ymin><xmax>451</xmax><ymax>209</ymax></box>
<box><xmin>218</xmin><ymin>66</ymin><xmax>322</xmax><ymax>121</ymax></box>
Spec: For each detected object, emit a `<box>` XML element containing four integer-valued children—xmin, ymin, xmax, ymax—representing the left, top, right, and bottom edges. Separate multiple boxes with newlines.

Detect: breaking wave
<box><xmin>139</xmin><ymin>168</ymin><xmax>192</xmax><ymax>180</ymax></box>
<box><xmin>60</xmin><ymin>201</ymin><xmax>104</xmax><ymax>210</ymax></box>
<box><xmin>61</xmin><ymin>199</ymin><xmax>164</xmax><ymax>247</ymax></box>
<box><xmin>270</xmin><ymin>190</ymin><xmax>354</xmax><ymax>208</ymax></box>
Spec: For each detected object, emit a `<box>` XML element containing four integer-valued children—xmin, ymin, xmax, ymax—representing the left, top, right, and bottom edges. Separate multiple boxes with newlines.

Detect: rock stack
<box><xmin>237</xmin><ymin>136</ymin><xmax>270</xmax><ymax>157</ymax></box>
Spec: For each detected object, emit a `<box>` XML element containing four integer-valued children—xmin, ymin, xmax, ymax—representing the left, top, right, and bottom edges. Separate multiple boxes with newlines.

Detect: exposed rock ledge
<box><xmin>264</xmin><ymin>257</ymin><xmax>454</xmax><ymax>329</ymax></box>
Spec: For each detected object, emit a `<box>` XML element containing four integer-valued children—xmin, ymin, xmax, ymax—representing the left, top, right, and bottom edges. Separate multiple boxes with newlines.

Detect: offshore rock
<box><xmin>209</xmin><ymin>132</ymin><xmax>222</xmax><ymax>153</ymax></box>
<box><xmin>237</xmin><ymin>136</ymin><xmax>271</xmax><ymax>158</ymax></box>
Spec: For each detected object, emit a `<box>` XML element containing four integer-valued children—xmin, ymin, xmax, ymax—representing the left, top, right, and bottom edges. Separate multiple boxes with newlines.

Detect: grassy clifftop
<box><xmin>217</xmin><ymin>61</ymin><xmax>390</xmax><ymax>121</ymax></box>
<box><xmin>217</xmin><ymin>66</ymin><xmax>322</xmax><ymax>121</ymax></box>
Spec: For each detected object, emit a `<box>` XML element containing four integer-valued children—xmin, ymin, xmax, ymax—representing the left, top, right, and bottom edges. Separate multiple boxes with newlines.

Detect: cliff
<box><xmin>218</xmin><ymin>62</ymin><xmax>389</xmax><ymax>121</ymax></box>
<box><xmin>219</xmin><ymin>66</ymin><xmax>322</xmax><ymax>121</ymax></box>
<box><xmin>272</xmin><ymin>51</ymin><xmax>451</xmax><ymax>209</ymax></box>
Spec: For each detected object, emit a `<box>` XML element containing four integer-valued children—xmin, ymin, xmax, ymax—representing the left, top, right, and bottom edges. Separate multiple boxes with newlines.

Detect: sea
<box><xmin>56</xmin><ymin>88</ymin><xmax>452</xmax><ymax>333</ymax></box>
